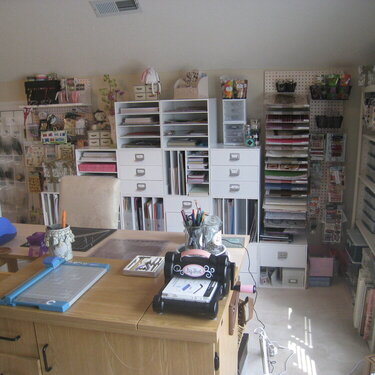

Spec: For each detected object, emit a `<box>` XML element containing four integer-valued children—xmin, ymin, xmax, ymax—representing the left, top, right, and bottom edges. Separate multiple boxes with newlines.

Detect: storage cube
<box><xmin>309</xmin><ymin>255</ymin><xmax>334</xmax><ymax>277</ymax></box>
<box><xmin>282</xmin><ymin>268</ymin><xmax>305</xmax><ymax>288</ymax></box>
<box><xmin>308</xmin><ymin>276</ymin><xmax>332</xmax><ymax>287</ymax></box>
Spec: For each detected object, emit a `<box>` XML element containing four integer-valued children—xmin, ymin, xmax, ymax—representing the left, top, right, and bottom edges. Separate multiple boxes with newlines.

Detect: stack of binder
<box><xmin>263</xmin><ymin>94</ymin><xmax>310</xmax><ymax>238</ymax></box>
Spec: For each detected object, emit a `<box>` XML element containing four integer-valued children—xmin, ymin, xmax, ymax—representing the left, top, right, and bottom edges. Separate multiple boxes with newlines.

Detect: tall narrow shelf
<box><xmin>351</xmin><ymin>85</ymin><xmax>375</xmax><ymax>352</ymax></box>
<box><xmin>352</xmin><ymin>85</ymin><xmax>375</xmax><ymax>256</ymax></box>
<box><xmin>263</xmin><ymin>93</ymin><xmax>310</xmax><ymax>238</ymax></box>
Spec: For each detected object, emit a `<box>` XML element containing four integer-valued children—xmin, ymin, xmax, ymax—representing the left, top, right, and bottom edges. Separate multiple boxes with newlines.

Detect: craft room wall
<box><xmin>0</xmin><ymin>66</ymin><xmax>361</xmax><ymax>224</ymax></box>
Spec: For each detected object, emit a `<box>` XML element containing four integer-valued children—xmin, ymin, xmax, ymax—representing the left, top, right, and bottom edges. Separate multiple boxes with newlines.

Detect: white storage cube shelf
<box><xmin>115</xmin><ymin>99</ymin><xmax>261</xmax><ymax>242</ymax></box>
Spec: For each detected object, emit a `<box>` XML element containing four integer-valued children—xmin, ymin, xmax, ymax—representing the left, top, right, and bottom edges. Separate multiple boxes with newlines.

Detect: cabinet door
<box><xmin>35</xmin><ymin>323</ymin><xmax>216</xmax><ymax>375</ymax></box>
<box><xmin>0</xmin><ymin>318</ymin><xmax>38</xmax><ymax>357</ymax></box>
<box><xmin>215</xmin><ymin>293</ymin><xmax>238</xmax><ymax>375</ymax></box>
<box><xmin>0</xmin><ymin>352</ymin><xmax>42</xmax><ymax>375</ymax></box>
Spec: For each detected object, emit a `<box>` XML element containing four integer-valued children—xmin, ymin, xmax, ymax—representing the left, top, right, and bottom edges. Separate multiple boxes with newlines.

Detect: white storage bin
<box><xmin>117</xmin><ymin>149</ymin><xmax>162</xmax><ymax>166</ymax></box>
<box><xmin>211</xmin><ymin>165</ymin><xmax>259</xmax><ymax>182</ymax></box>
<box><xmin>118</xmin><ymin>165</ymin><xmax>163</xmax><ymax>181</ymax></box>
<box><xmin>211</xmin><ymin>148</ymin><xmax>260</xmax><ymax>166</ymax></box>
<box><xmin>134</xmin><ymin>85</ymin><xmax>146</xmax><ymax>93</ymax></box>
<box><xmin>282</xmin><ymin>268</ymin><xmax>305</xmax><ymax>288</ymax></box>
<box><xmin>135</xmin><ymin>93</ymin><xmax>146</xmax><ymax>101</ymax></box>
<box><xmin>100</xmin><ymin>131</ymin><xmax>111</xmax><ymax>139</ymax></box>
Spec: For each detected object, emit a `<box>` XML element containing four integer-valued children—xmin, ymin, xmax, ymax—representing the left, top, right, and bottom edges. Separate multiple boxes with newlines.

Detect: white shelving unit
<box><xmin>115</xmin><ymin>101</ymin><xmax>161</xmax><ymax>149</ymax></box>
<box><xmin>115</xmin><ymin>99</ymin><xmax>261</xmax><ymax>240</ymax></box>
<box><xmin>222</xmin><ymin>99</ymin><xmax>246</xmax><ymax>146</ymax></box>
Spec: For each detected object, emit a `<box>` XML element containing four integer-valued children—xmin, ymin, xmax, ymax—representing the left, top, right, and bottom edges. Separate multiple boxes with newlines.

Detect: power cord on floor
<box><xmin>222</xmin><ymin>238</ymin><xmax>266</xmax><ymax>329</ymax></box>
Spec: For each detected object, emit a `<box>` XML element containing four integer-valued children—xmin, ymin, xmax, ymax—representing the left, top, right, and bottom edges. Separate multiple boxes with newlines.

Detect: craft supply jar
<box><xmin>203</xmin><ymin>215</ymin><xmax>223</xmax><ymax>255</ymax></box>
<box><xmin>184</xmin><ymin>225</ymin><xmax>204</xmax><ymax>250</ymax></box>
<box><xmin>44</xmin><ymin>224</ymin><xmax>75</xmax><ymax>261</ymax></box>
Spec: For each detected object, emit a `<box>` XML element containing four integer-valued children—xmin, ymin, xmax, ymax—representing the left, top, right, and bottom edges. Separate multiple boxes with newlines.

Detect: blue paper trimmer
<box><xmin>0</xmin><ymin>257</ymin><xmax>109</xmax><ymax>312</ymax></box>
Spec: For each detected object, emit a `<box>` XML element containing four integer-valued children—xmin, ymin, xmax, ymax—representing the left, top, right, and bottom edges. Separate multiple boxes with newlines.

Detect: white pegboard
<box><xmin>265</xmin><ymin>71</ymin><xmax>347</xmax><ymax>242</ymax></box>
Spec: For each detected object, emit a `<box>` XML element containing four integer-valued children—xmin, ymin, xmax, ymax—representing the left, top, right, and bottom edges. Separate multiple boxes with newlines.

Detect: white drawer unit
<box><xmin>211</xmin><ymin>165</ymin><xmax>259</xmax><ymax>182</ymax></box>
<box><xmin>164</xmin><ymin>196</ymin><xmax>212</xmax><ymax>213</ymax></box>
<box><xmin>117</xmin><ymin>149</ymin><xmax>162</xmax><ymax>166</ymax></box>
<box><xmin>282</xmin><ymin>268</ymin><xmax>305</xmax><ymax>288</ymax></box>
<box><xmin>211</xmin><ymin>181</ymin><xmax>259</xmax><ymax>199</ymax></box>
<box><xmin>120</xmin><ymin>180</ymin><xmax>164</xmax><ymax>197</ymax></box>
<box><xmin>211</xmin><ymin>148</ymin><xmax>260</xmax><ymax>166</ymax></box>
<box><xmin>118</xmin><ymin>165</ymin><xmax>163</xmax><ymax>181</ymax></box>
<box><xmin>258</xmin><ymin>240</ymin><xmax>307</xmax><ymax>269</ymax></box>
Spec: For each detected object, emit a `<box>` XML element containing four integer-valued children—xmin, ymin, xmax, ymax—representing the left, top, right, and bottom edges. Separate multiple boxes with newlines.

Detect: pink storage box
<box><xmin>78</xmin><ymin>163</ymin><xmax>117</xmax><ymax>173</ymax></box>
<box><xmin>309</xmin><ymin>256</ymin><xmax>334</xmax><ymax>277</ymax></box>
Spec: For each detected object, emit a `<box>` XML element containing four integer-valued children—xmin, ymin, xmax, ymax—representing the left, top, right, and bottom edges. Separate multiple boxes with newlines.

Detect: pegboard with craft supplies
<box><xmin>265</xmin><ymin>70</ymin><xmax>351</xmax><ymax>244</ymax></box>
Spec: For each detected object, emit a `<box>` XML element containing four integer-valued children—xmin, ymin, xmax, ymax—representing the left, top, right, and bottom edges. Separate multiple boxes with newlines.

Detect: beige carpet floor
<box><xmin>241</xmin><ymin>279</ymin><xmax>371</xmax><ymax>375</ymax></box>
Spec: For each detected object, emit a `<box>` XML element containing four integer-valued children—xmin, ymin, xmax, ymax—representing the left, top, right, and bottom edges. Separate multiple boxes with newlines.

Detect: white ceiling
<box><xmin>0</xmin><ymin>0</ymin><xmax>374</xmax><ymax>82</ymax></box>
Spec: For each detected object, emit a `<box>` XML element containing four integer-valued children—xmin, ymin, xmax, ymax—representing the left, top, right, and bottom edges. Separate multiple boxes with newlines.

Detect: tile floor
<box><xmin>241</xmin><ymin>279</ymin><xmax>371</xmax><ymax>375</ymax></box>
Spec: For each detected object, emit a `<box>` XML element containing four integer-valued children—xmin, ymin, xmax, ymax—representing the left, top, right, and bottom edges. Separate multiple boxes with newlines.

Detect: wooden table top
<box><xmin>0</xmin><ymin>224</ymin><xmax>247</xmax><ymax>343</ymax></box>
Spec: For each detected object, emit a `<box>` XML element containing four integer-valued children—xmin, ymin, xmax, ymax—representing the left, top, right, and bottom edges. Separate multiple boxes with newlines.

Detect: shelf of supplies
<box><xmin>78</xmin><ymin>171</ymin><xmax>117</xmax><ymax>174</ymax></box>
<box><xmin>78</xmin><ymin>158</ymin><xmax>116</xmax><ymax>163</ymax></box>
<box><xmin>119</xmin><ymin>135</ymin><xmax>160</xmax><ymax>139</ymax></box>
<box><xmin>163</xmin><ymin>111</ymin><xmax>208</xmax><ymax>115</ymax></box>
<box><xmin>116</xmin><ymin>112</ymin><xmax>160</xmax><ymax>116</ymax></box>
<box><xmin>22</xmin><ymin>103</ymin><xmax>90</xmax><ymax>109</ymax></box>
<box><xmin>359</xmin><ymin>175</ymin><xmax>375</xmax><ymax>194</ymax></box>
<box><xmin>117</xmin><ymin>124</ymin><xmax>160</xmax><ymax>128</ymax></box>
<box><xmin>356</xmin><ymin>220</ymin><xmax>375</xmax><ymax>256</ymax></box>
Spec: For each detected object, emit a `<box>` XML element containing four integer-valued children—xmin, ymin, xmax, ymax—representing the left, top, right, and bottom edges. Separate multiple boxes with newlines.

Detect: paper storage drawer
<box><xmin>364</xmin><ymin>187</ymin><xmax>375</xmax><ymax>208</ymax></box>
<box><xmin>164</xmin><ymin>196</ymin><xmax>212</xmax><ymax>213</ymax></box>
<box><xmin>88</xmin><ymin>131</ymin><xmax>100</xmax><ymax>139</ymax></box>
<box><xmin>120</xmin><ymin>180</ymin><xmax>164</xmax><ymax>196</ymax></box>
<box><xmin>100</xmin><ymin>131</ymin><xmax>111</xmax><ymax>139</ymax></box>
<box><xmin>135</xmin><ymin>93</ymin><xmax>146</xmax><ymax>100</ymax></box>
<box><xmin>211</xmin><ymin>181</ymin><xmax>259</xmax><ymax>199</ymax></box>
<box><xmin>118</xmin><ymin>165</ymin><xmax>163</xmax><ymax>181</ymax></box>
<box><xmin>259</xmin><ymin>243</ymin><xmax>307</xmax><ymax>268</ymax></box>
<box><xmin>117</xmin><ymin>149</ymin><xmax>162</xmax><ymax>166</ymax></box>
<box><xmin>133</xmin><ymin>85</ymin><xmax>146</xmax><ymax>93</ymax></box>
<box><xmin>211</xmin><ymin>166</ymin><xmax>259</xmax><ymax>182</ymax></box>
<box><xmin>225</xmin><ymin>123</ymin><xmax>243</xmax><ymax>132</ymax></box>
<box><xmin>100</xmin><ymin>139</ymin><xmax>112</xmax><ymax>146</ymax></box>
<box><xmin>88</xmin><ymin>139</ymin><xmax>100</xmax><ymax>147</ymax></box>
<box><xmin>211</xmin><ymin>148</ymin><xmax>260</xmax><ymax>166</ymax></box>
<box><xmin>282</xmin><ymin>268</ymin><xmax>305</xmax><ymax>288</ymax></box>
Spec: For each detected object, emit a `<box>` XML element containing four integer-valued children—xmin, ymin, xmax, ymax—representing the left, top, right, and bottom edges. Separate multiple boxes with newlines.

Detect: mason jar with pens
<box><xmin>181</xmin><ymin>208</ymin><xmax>225</xmax><ymax>255</ymax></box>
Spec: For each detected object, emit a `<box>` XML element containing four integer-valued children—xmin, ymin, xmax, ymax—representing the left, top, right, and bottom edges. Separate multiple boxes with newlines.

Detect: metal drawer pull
<box><xmin>136</xmin><ymin>168</ymin><xmax>145</xmax><ymax>176</ymax></box>
<box><xmin>134</xmin><ymin>153</ymin><xmax>144</xmax><ymax>161</ymax></box>
<box><xmin>229</xmin><ymin>169</ymin><xmax>240</xmax><ymax>177</ymax></box>
<box><xmin>229</xmin><ymin>153</ymin><xmax>240</xmax><ymax>161</ymax></box>
<box><xmin>136</xmin><ymin>183</ymin><xmax>146</xmax><ymax>191</ymax></box>
<box><xmin>182</xmin><ymin>201</ymin><xmax>192</xmax><ymax>209</ymax></box>
<box><xmin>0</xmin><ymin>334</ymin><xmax>21</xmax><ymax>341</ymax></box>
<box><xmin>42</xmin><ymin>344</ymin><xmax>53</xmax><ymax>372</ymax></box>
<box><xmin>278</xmin><ymin>251</ymin><xmax>288</xmax><ymax>260</ymax></box>
<box><xmin>229</xmin><ymin>184</ymin><xmax>240</xmax><ymax>192</ymax></box>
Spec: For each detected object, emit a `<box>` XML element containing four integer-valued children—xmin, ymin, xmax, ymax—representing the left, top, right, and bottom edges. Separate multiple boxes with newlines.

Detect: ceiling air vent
<box><xmin>90</xmin><ymin>0</ymin><xmax>140</xmax><ymax>17</ymax></box>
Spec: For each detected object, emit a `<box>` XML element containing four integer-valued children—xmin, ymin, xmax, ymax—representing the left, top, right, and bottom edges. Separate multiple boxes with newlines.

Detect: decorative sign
<box><xmin>41</xmin><ymin>130</ymin><xmax>67</xmax><ymax>145</ymax></box>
